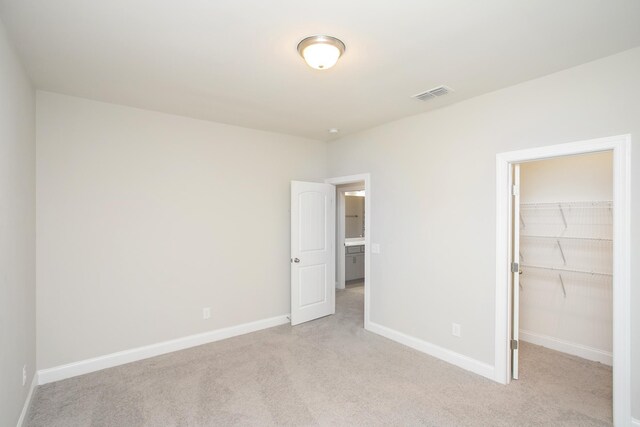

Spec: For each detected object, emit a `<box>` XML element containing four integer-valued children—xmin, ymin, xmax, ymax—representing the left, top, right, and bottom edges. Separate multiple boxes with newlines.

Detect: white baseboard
<box><xmin>632</xmin><ymin>418</ymin><xmax>640</xmax><ymax>426</ymax></box>
<box><xmin>519</xmin><ymin>329</ymin><xmax>612</xmax><ymax>366</ymax></box>
<box><xmin>17</xmin><ymin>372</ymin><xmax>38</xmax><ymax>427</ymax></box>
<box><xmin>38</xmin><ymin>314</ymin><xmax>290</xmax><ymax>385</ymax></box>
<box><xmin>367</xmin><ymin>321</ymin><xmax>495</xmax><ymax>381</ymax></box>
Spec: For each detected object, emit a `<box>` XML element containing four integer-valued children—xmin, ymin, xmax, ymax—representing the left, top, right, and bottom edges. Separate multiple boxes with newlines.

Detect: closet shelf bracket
<box><xmin>558</xmin><ymin>203</ymin><xmax>568</xmax><ymax>230</ymax></box>
<box><xmin>556</xmin><ymin>239</ymin><xmax>566</xmax><ymax>265</ymax></box>
<box><xmin>558</xmin><ymin>273</ymin><xmax>567</xmax><ymax>298</ymax></box>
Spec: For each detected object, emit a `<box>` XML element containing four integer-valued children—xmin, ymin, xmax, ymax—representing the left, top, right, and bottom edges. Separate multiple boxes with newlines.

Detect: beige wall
<box><xmin>36</xmin><ymin>92</ymin><xmax>327</xmax><ymax>369</ymax></box>
<box><xmin>520</xmin><ymin>152</ymin><xmax>613</xmax><ymax>203</ymax></box>
<box><xmin>0</xmin><ymin>18</ymin><xmax>36</xmax><ymax>426</ymax></box>
<box><xmin>327</xmin><ymin>47</ymin><xmax>640</xmax><ymax>417</ymax></box>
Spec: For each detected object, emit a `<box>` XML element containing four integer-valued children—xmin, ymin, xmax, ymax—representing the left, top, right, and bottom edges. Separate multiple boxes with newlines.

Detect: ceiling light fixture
<box><xmin>297</xmin><ymin>35</ymin><xmax>345</xmax><ymax>70</ymax></box>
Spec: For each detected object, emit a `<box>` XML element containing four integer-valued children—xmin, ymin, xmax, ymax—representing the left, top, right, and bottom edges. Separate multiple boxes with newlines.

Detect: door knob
<box><xmin>293</xmin><ymin>258</ymin><xmax>300</xmax><ymax>263</ymax></box>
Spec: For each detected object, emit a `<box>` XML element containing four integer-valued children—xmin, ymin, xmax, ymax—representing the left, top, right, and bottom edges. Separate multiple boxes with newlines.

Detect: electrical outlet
<box><xmin>22</xmin><ymin>365</ymin><xmax>27</xmax><ymax>386</ymax></box>
<box><xmin>452</xmin><ymin>323</ymin><xmax>461</xmax><ymax>337</ymax></box>
<box><xmin>202</xmin><ymin>307</ymin><xmax>211</xmax><ymax>320</ymax></box>
<box><xmin>371</xmin><ymin>243</ymin><xmax>381</xmax><ymax>254</ymax></box>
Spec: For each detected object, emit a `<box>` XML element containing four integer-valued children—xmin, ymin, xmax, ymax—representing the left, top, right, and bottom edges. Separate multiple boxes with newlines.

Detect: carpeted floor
<box><xmin>26</xmin><ymin>283</ymin><xmax>612</xmax><ymax>426</ymax></box>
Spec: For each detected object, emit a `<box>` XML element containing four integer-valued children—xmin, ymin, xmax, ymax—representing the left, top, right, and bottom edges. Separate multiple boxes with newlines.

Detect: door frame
<box><xmin>510</xmin><ymin>164</ymin><xmax>521</xmax><ymax>380</ymax></box>
<box><xmin>325</xmin><ymin>173</ymin><xmax>371</xmax><ymax>329</ymax></box>
<box><xmin>494</xmin><ymin>135</ymin><xmax>631</xmax><ymax>425</ymax></box>
<box><xmin>336</xmin><ymin>183</ymin><xmax>365</xmax><ymax>290</ymax></box>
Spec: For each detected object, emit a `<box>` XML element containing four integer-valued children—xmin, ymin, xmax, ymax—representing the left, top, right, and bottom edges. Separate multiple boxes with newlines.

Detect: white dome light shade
<box><xmin>297</xmin><ymin>35</ymin><xmax>345</xmax><ymax>70</ymax></box>
<box><xmin>302</xmin><ymin>43</ymin><xmax>340</xmax><ymax>69</ymax></box>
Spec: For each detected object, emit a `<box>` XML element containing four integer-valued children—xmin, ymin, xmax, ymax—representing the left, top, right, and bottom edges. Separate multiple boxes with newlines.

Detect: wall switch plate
<box><xmin>202</xmin><ymin>307</ymin><xmax>211</xmax><ymax>320</ymax></box>
<box><xmin>22</xmin><ymin>365</ymin><xmax>27</xmax><ymax>386</ymax></box>
<box><xmin>452</xmin><ymin>323</ymin><xmax>461</xmax><ymax>337</ymax></box>
<box><xmin>371</xmin><ymin>243</ymin><xmax>381</xmax><ymax>254</ymax></box>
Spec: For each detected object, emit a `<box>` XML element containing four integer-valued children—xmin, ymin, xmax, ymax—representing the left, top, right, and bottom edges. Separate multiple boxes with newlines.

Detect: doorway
<box><xmin>289</xmin><ymin>174</ymin><xmax>371</xmax><ymax>329</ymax></box>
<box><xmin>336</xmin><ymin>184</ymin><xmax>365</xmax><ymax>289</ymax></box>
<box><xmin>494</xmin><ymin>135</ymin><xmax>631</xmax><ymax>426</ymax></box>
<box><xmin>513</xmin><ymin>152</ymin><xmax>614</xmax><ymax>422</ymax></box>
<box><xmin>334</xmin><ymin>183</ymin><xmax>366</xmax><ymax>325</ymax></box>
<box><xmin>326</xmin><ymin>174</ymin><xmax>371</xmax><ymax>329</ymax></box>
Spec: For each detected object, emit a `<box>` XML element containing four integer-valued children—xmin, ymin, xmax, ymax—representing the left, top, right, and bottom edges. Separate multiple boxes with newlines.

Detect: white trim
<box><xmin>37</xmin><ymin>314</ymin><xmax>289</xmax><ymax>385</ymax></box>
<box><xmin>337</xmin><ymin>187</ymin><xmax>346</xmax><ymax>290</ymax></box>
<box><xmin>519</xmin><ymin>329</ymin><xmax>612</xmax><ymax>366</ymax></box>
<box><xmin>631</xmin><ymin>418</ymin><xmax>640</xmax><ymax>426</ymax></box>
<box><xmin>368</xmin><ymin>322</ymin><xmax>495</xmax><ymax>380</ymax></box>
<box><xmin>325</xmin><ymin>174</ymin><xmax>371</xmax><ymax>329</ymax></box>
<box><xmin>494</xmin><ymin>134</ymin><xmax>631</xmax><ymax>426</ymax></box>
<box><xmin>16</xmin><ymin>373</ymin><xmax>38</xmax><ymax>427</ymax></box>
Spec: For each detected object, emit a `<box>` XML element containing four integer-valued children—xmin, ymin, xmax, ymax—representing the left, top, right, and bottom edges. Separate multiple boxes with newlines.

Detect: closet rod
<box><xmin>521</xmin><ymin>235</ymin><xmax>613</xmax><ymax>242</ymax></box>
<box><xmin>521</xmin><ymin>264</ymin><xmax>612</xmax><ymax>277</ymax></box>
<box><xmin>520</xmin><ymin>205</ymin><xmax>612</xmax><ymax>211</ymax></box>
<box><xmin>520</xmin><ymin>201</ymin><xmax>612</xmax><ymax>207</ymax></box>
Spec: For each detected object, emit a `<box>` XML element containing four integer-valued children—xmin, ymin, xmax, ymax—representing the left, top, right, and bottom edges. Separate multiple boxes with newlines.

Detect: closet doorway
<box><xmin>515</xmin><ymin>153</ymin><xmax>613</xmax><ymax>370</ymax></box>
<box><xmin>514</xmin><ymin>153</ymin><xmax>613</xmax><ymax>423</ymax></box>
<box><xmin>495</xmin><ymin>135</ymin><xmax>631</xmax><ymax>426</ymax></box>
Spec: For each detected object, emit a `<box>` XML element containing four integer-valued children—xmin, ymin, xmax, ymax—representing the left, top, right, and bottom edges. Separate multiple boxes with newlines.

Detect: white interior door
<box><xmin>291</xmin><ymin>181</ymin><xmax>335</xmax><ymax>326</ymax></box>
<box><xmin>512</xmin><ymin>164</ymin><xmax>521</xmax><ymax>379</ymax></box>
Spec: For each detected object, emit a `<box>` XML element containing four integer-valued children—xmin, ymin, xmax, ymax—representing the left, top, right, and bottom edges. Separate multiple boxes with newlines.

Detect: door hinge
<box><xmin>511</xmin><ymin>262</ymin><xmax>519</xmax><ymax>273</ymax></box>
<box><xmin>511</xmin><ymin>339</ymin><xmax>518</xmax><ymax>350</ymax></box>
<box><xmin>511</xmin><ymin>184</ymin><xmax>520</xmax><ymax>196</ymax></box>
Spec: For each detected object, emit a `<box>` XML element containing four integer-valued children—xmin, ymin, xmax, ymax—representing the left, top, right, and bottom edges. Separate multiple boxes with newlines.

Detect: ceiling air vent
<box><xmin>412</xmin><ymin>85</ymin><xmax>454</xmax><ymax>101</ymax></box>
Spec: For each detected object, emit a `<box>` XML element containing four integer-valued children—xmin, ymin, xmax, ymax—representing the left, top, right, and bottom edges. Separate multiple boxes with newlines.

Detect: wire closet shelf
<box><xmin>519</xmin><ymin>200</ymin><xmax>613</xmax><ymax>296</ymax></box>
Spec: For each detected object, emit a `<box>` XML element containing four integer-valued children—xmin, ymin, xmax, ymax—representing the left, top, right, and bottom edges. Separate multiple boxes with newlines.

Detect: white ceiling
<box><xmin>1</xmin><ymin>0</ymin><xmax>639</xmax><ymax>141</ymax></box>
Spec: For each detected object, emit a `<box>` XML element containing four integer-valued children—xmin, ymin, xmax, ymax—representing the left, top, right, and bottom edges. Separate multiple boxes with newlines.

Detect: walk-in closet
<box><xmin>514</xmin><ymin>151</ymin><xmax>613</xmax><ymax>419</ymax></box>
